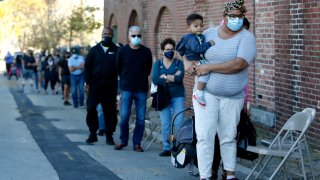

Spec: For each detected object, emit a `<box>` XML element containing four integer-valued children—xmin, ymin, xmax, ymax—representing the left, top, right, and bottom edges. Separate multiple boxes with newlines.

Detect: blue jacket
<box><xmin>151</xmin><ymin>58</ymin><xmax>185</xmax><ymax>98</ymax></box>
<box><xmin>176</xmin><ymin>33</ymin><xmax>212</xmax><ymax>61</ymax></box>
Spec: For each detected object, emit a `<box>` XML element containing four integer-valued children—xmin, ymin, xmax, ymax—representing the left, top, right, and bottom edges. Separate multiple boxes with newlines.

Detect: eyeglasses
<box><xmin>225</xmin><ymin>14</ymin><xmax>245</xmax><ymax>20</ymax></box>
<box><xmin>130</xmin><ymin>34</ymin><xmax>142</xmax><ymax>38</ymax></box>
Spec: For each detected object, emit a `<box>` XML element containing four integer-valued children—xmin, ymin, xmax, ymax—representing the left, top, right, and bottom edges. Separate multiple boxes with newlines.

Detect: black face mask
<box><xmin>102</xmin><ymin>36</ymin><xmax>113</xmax><ymax>47</ymax></box>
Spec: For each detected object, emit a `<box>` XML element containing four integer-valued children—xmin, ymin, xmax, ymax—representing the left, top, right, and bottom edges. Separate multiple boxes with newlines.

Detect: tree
<box><xmin>0</xmin><ymin>0</ymin><xmax>101</xmax><ymax>52</ymax></box>
<box><xmin>64</xmin><ymin>5</ymin><xmax>101</xmax><ymax>48</ymax></box>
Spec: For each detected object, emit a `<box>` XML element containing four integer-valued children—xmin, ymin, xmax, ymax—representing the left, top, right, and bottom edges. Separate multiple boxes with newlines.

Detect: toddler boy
<box><xmin>176</xmin><ymin>13</ymin><xmax>215</xmax><ymax>106</ymax></box>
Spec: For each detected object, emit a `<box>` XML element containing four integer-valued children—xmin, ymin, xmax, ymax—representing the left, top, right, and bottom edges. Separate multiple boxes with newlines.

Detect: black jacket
<box><xmin>85</xmin><ymin>42</ymin><xmax>119</xmax><ymax>87</ymax></box>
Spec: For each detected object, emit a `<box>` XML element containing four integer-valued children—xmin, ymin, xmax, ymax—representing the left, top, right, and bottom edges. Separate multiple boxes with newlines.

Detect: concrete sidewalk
<box><xmin>1</xmin><ymin>65</ymin><xmax>319</xmax><ymax>179</ymax></box>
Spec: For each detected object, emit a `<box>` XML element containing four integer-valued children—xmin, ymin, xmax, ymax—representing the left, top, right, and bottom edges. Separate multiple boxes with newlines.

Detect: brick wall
<box><xmin>104</xmin><ymin>0</ymin><xmax>320</xmax><ymax>148</ymax></box>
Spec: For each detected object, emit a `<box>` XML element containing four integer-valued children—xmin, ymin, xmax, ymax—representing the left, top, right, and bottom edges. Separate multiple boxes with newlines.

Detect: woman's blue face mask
<box><xmin>163</xmin><ymin>51</ymin><xmax>174</xmax><ymax>59</ymax></box>
<box><xmin>226</xmin><ymin>17</ymin><xmax>244</xmax><ymax>32</ymax></box>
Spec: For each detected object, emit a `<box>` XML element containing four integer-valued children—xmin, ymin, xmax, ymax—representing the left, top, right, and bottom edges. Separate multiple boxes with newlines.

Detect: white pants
<box><xmin>193</xmin><ymin>92</ymin><xmax>244</xmax><ymax>179</ymax></box>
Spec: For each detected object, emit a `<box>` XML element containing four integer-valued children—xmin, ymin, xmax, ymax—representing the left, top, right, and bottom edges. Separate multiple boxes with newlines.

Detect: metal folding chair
<box><xmin>245</xmin><ymin>108</ymin><xmax>316</xmax><ymax>180</ymax></box>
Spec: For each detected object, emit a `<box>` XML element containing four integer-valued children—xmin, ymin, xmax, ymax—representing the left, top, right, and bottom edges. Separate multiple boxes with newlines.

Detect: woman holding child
<box><xmin>184</xmin><ymin>0</ymin><xmax>256</xmax><ymax>179</ymax></box>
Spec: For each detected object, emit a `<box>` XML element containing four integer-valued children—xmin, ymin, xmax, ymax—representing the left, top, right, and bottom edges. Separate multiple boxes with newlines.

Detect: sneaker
<box><xmin>192</xmin><ymin>93</ymin><xmax>206</xmax><ymax>106</ymax></box>
<box><xmin>97</xmin><ymin>129</ymin><xmax>105</xmax><ymax>136</ymax></box>
<box><xmin>85</xmin><ymin>134</ymin><xmax>98</xmax><ymax>144</ymax></box>
<box><xmin>159</xmin><ymin>150</ymin><xmax>171</xmax><ymax>157</ymax></box>
<box><xmin>106</xmin><ymin>135</ymin><xmax>115</xmax><ymax>145</ymax></box>
<box><xmin>64</xmin><ymin>101</ymin><xmax>72</xmax><ymax>106</ymax></box>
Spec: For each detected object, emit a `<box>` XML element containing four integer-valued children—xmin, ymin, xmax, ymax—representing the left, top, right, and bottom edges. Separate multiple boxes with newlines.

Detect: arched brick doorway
<box><xmin>154</xmin><ymin>6</ymin><xmax>175</xmax><ymax>60</ymax></box>
<box><xmin>108</xmin><ymin>14</ymin><xmax>118</xmax><ymax>44</ymax></box>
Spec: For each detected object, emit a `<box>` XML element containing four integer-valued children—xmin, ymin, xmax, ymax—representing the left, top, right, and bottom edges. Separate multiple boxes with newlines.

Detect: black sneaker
<box><xmin>64</xmin><ymin>101</ymin><xmax>71</xmax><ymax>106</ymax></box>
<box><xmin>97</xmin><ymin>129</ymin><xmax>105</xmax><ymax>136</ymax></box>
<box><xmin>106</xmin><ymin>135</ymin><xmax>115</xmax><ymax>145</ymax></box>
<box><xmin>159</xmin><ymin>150</ymin><xmax>171</xmax><ymax>157</ymax></box>
<box><xmin>85</xmin><ymin>134</ymin><xmax>98</xmax><ymax>144</ymax></box>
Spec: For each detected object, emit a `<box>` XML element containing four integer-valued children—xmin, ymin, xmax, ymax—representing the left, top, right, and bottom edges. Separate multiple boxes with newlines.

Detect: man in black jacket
<box><xmin>114</xmin><ymin>26</ymin><xmax>153</xmax><ymax>152</ymax></box>
<box><xmin>84</xmin><ymin>27</ymin><xmax>119</xmax><ymax>145</ymax></box>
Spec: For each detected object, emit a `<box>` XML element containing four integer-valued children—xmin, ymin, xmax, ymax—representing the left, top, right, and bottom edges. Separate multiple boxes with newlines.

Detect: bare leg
<box><xmin>64</xmin><ymin>84</ymin><xmax>70</xmax><ymax>102</ymax></box>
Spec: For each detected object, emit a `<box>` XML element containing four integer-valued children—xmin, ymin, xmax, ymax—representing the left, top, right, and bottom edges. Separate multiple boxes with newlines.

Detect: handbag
<box><xmin>151</xmin><ymin>84</ymin><xmax>171</xmax><ymax>111</ymax></box>
<box><xmin>236</xmin><ymin>109</ymin><xmax>259</xmax><ymax>160</ymax></box>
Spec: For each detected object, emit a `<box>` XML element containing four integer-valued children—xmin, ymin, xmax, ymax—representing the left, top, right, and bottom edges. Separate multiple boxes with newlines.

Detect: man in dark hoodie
<box><xmin>84</xmin><ymin>27</ymin><xmax>119</xmax><ymax>145</ymax></box>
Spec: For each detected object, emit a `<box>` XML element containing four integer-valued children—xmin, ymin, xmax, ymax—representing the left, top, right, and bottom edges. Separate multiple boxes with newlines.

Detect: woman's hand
<box><xmin>195</xmin><ymin>64</ymin><xmax>210</xmax><ymax>76</ymax></box>
<box><xmin>160</xmin><ymin>74</ymin><xmax>166</xmax><ymax>79</ymax></box>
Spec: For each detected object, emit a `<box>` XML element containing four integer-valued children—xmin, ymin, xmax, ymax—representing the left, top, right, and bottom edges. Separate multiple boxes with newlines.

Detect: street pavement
<box><xmin>0</xmin><ymin>61</ymin><xmax>319</xmax><ymax>179</ymax></box>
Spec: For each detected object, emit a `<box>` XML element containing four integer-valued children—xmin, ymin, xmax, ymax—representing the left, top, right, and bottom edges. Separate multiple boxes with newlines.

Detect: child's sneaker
<box><xmin>193</xmin><ymin>92</ymin><xmax>206</xmax><ymax>106</ymax></box>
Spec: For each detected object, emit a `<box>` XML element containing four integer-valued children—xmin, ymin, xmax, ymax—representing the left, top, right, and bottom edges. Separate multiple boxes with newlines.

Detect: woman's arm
<box><xmin>195</xmin><ymin>57</ymin><xmax>248</xmax><ymax>75</ymax></box>
<box><xmin>151</xmin><ymin>61</ymin><xmax>166</xmax><ymax>86</ymax></box>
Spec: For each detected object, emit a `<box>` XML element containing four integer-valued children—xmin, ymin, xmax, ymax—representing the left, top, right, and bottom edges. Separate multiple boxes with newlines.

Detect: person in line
<box><xmin>21</xmin><ymin>50</ymin><xmax>36</xmax><ymax>92</ymax></box>
<box><xmin>15</xmin><ymin>54</ymin><xmax>23</xmax><ymax>75</ymax></box>
<box><xmin>84</xmin><ymin>27</ymin><xmax>119</xmax><ymax>145</ymax></box>
<box><xmin>68</xmin><ymin>47</ymin><xmax>85</xmax><ymax>108</ymax></box>
<box><xmin>58</xmin><ymin>51</ymin><xmax>72</xmax><ymax>105</ymax></box>
<box><xmin>8</xmin><ymin>62</ymin><xmax>20</xmax><ymax>80</ymax></box>
<box><xmin>33</xmin><ymin>53</ymin><xmax>40</xmax><ymax>93</ymax></box>
<box><xmin>4</xmin><ymin>51</ymin><xmax>14</xmax><ymax>77</ymax></box>
<box><xmin>176</xmin><ymin>13</ymin><xmax>215</xmax><ymax>106</ymax></box>
<box><xmin>38</xmin><ymin>49</ymin><xmax>47</xmax><ymax>90</ymax></box>
<box><xmin>186</xmin><ymin>1</ymin><xmax>256</xmax><ymax>179</ymax></box>
<box><xmin>152</xmin><ymin>38</ymin><xmax>185</xmax><ymax>156</ymax></box>
<box><xmin>42</xmin><ymin>54</ymin><xmax>57</xmax><ymax>95</ymax></box>
<box><xmin>211</xmin><ymin>16</ymin><xmax>251</xmax><ymax>180</ymax></box>
<box><xmin>114</xmin><ymin>26</ymin><xmax>153</xmax><ymax>152</ymax></box>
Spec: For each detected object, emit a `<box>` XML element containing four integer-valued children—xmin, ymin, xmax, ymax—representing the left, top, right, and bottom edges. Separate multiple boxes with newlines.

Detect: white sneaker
<box><xmin>192</xmin><ymin>92</ymin><xmax>206</xmax><ymax>106</ymax></box>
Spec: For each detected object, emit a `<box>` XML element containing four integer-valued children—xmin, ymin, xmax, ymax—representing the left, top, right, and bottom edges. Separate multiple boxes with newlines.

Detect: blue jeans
<box><xmin>33</xmin><ymin>71</ymin><xmax>39</xmax><ymax>90</ymax></box>
<box><xmin>119</xmin><ymin>91</ymin><xmax>147</xmax><ymax>145</ymax></box>
<box><xmin>160</xmin><ymin>97</ymin><xmax>185</xmax><ymax>151</ymax></box>
<box><xmin>97</xmin><ymin>104</ymin><xmax>105</xmax><ymax>130</ymax></box>
<box><xmin>70</xmin><ymin>73</ymin><xmax>84</xmax><ymax>108</ymax></box>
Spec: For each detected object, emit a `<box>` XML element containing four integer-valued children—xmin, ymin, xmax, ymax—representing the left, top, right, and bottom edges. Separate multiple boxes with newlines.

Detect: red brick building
<box><xmin>104</xmin><ymin>0</ymin><xmax>320</xmax><ymax>148</ymax></box>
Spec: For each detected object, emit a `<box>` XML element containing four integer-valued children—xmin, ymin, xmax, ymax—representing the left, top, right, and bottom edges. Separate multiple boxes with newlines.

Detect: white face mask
<box><xmin>130</xmin><ymin>37</ymin><xmax>141</xmax><ymax>46</ymax></box>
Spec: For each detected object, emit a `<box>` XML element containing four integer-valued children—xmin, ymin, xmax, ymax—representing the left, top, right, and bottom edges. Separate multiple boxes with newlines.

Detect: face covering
<box><xmin>226</xmin><ymin>17</ymin><xmax>243</xmax><ymax>32</ymax></box>
<box><xmin>130</xmin><ymin>37</ymin><xmax>141</xmax><ymax>46</ymax></box>
<box><xmin>164</xmin><ymin>51</ymin><xmax>174</xmax><ymax>59</ymax></box>
<box><xmin>102</xmin><ymin>36</ymin><xmax>112</xmax><ymax>47</ymax></box>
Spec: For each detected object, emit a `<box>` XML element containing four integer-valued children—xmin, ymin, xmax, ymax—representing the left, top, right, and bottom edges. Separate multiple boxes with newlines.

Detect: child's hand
<box><xmin>209</xmin><ymin>40</ymin><xmax>215</xmax><ymax>46</ymax></box>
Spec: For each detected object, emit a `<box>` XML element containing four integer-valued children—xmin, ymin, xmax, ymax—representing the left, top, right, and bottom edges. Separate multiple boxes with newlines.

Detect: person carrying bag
<box><xmin>151</xmin><ymin>38</ymin><xmax>186</xmax><ymax>157</ymax></box>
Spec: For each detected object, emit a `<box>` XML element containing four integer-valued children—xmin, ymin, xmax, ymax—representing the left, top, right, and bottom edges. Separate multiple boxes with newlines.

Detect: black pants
<box><xmin>86</xmin><ymin>85</ymin><xmax>117</xmax><ymax>136</ymax></box>
<box><xmin>212</xmin><ymin>135</ymin><xmax>222</xmax><ymax>171</ymax></box>
<box><xmin>44</xmin><ymin>78</ymin><xmax>56</xmax><ymax>90</ymax></box>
